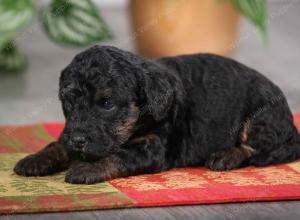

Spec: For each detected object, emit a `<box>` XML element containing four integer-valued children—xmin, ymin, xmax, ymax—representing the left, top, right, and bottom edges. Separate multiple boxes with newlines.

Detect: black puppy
<box><xmin>14</xmin><ymin>46</ymin><xmax>300</xmax><ymax>184</ymax></box>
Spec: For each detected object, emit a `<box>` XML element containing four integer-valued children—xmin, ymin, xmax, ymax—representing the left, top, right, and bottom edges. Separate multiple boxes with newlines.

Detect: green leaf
<box><xmin>41</xmin><ymin>0</ymin><xmax>112</xmax><ymax>47</ymax></box>
<box><xmin>0</xmin><ymin>0</ymin><xmax>34</xmax><ymax>33</ymax></box>
<box><xmin>231</xmin><ymin>0</ymin><xmax>267</xmax><ymax>42</ymax></box>
<box><xmin>0</xmin><ymin>32</ymin><xmax>11</xmax><ymax>49</ymax></box>
<box><xmin>0</xmin><ymin>40</ymin><xmax>27</xmax><ymax>73</ymax></box>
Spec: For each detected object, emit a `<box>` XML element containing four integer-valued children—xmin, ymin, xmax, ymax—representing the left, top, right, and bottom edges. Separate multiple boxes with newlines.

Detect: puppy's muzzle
<box><xmin>70</xmin><ymin>135</ymin><xmax>88</xmax><ymax>151</ymax></box>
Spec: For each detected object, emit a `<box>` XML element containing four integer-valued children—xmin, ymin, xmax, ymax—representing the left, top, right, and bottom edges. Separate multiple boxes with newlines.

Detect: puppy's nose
<box><xmin>71</xmin><ymin>136</ymin><xmax>87</xmax><ymax>150</ymax></box>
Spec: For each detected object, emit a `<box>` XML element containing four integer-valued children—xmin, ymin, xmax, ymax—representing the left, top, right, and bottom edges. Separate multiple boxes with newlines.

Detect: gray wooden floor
<box><xmin>1</xmin><ymin>201</ymin><xmax>300</xmax><ymax>220</ymax></box>
<box><xmin>0</xmin><ymin>1</ymin><xmax>300</xmax><ymax>219</ymax></box>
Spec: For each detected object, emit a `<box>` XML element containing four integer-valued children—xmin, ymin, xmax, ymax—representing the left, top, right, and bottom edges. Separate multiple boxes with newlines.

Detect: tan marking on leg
<box><xmin>227</xmin><ymin>145</ymin><xmax>255</xmax><ymax>162</ymax></box>
<box><xmin>241</xmin><ymin>120</ymin><xmax>251</xmax><ymax>143</ymax></box>
<box><xmin>241</xmin><ymin>144</ymin><xmax>255</xmax><ymax>158</ymax></box>
<box><xmin>99</xmin><ymin>156</ymin><xmax>124</xmax><ymax>180</ymax></box>
<box><xmin>128</xmin><ymin>134</ymin><xmax>157</xmax><ymax>145</ymax></box>
<box><xmin>66</xmin><ymin>156</ymin><xmax>124</xmax><ymax>183</ymax></box>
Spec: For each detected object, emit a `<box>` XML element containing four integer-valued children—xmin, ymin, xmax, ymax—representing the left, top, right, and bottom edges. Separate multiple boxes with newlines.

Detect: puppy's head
<box><xmin>58</xmin><ymin>46</ymin><xmax>179</xmax><ymax>157</ymax></box>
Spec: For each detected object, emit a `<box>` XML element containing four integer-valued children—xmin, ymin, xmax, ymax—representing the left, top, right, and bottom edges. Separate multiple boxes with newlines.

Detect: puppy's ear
<box><xmin>138</xmin><ymin>65</ymin><xmax>174</xmax><ymax>121</ymax></box>
<box><xmin>104</xmin><ymin>47</ymin><xmax>179</xmax><ymax>121</ymax></box>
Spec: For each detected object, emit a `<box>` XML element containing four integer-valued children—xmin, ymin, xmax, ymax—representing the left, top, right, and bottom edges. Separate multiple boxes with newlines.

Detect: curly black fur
<box><xmin>14</xmin><ymin>46</ymin><xmax>300</xmax><ymax>184</ymax></box>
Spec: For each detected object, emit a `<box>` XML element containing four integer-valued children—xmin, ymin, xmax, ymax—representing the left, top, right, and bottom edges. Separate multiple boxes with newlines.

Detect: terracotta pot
<box><xmin>129</xmin><ymin>0</ymin><xmax>240</xmax><ymax>57</ymax></box>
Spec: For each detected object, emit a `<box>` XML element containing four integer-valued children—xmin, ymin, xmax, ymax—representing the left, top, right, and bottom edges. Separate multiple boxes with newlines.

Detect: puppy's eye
<box><xmin>98</xmin><ymin>98</ymin><xmax>115</xmax><ymax>110</ymax></box>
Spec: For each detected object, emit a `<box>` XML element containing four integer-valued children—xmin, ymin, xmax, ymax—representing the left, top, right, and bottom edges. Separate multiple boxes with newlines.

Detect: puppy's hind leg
<box><xmin>206</xmin><ymin>145</ymin><xmax>255</xmax><ymax>171</ymax></box>
<box><xmin>248</xmin><ymin>128</ymin><xmax>300</xmax><ymax>167</ymax></box>
<box><xmin>242</xmin><ymin>106</ymin><xmax>300</xmax><ymax>167</ymax></box>
<box><xmin>206</xmin><ymin>121</ymin><xmax>255</xmax><ymax>171</ymax></box>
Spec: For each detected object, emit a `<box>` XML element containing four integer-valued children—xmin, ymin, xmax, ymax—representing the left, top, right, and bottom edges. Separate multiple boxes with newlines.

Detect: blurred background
<box><xmin>0</xmin><ymin>0</ymin><xmax>299</xmax><ymax>124</ymax></box>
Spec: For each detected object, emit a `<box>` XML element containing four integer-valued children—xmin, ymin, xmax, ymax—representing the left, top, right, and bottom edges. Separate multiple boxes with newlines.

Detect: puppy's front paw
<box><xmin>14</xmin><ymin>154</ymin><xmax>54</xmax><ymax>176</ymax></box>
<box><xmin>65</xmin><ymin>161</ymin><xmax>104</xmax><ymax>184</ymax></box>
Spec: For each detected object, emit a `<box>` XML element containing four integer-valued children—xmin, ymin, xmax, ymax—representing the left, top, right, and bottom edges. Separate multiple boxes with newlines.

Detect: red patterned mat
<box><xmin>0</xmin><ymin>114</ymin><xmax>299</xmax><ymax>214</ymax></box>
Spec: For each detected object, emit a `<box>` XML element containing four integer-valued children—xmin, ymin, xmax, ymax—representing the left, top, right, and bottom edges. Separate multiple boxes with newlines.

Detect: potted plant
<box><xmin>0</xmin><ymin>0</ymin><xmax>111</xmax><ymax>73</ymax></box>
<box><xmin>129</xmin><ymin>0</ymin><xmax>267</xmax><ymax>57</ymax></box>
